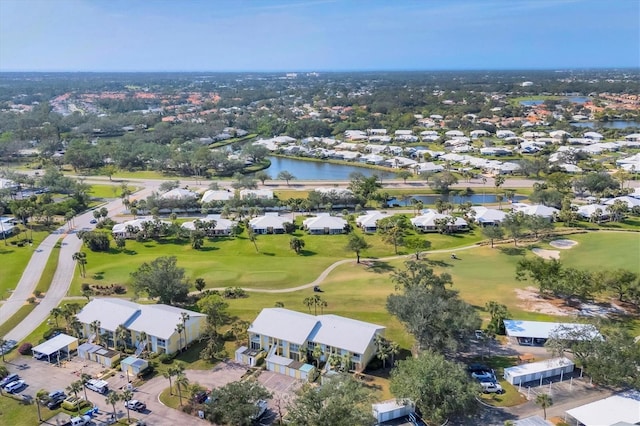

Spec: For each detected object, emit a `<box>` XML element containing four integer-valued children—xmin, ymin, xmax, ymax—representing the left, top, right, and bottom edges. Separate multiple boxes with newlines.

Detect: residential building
<box><xmin>302</xmin><ymin>214</ymin><xmax>348</xmax><ymax>235</ymax></box>
<box><xmin>76</xmin><ymin>298</ymin><xmax>206</xmax><ymax>355</ymax></box>
<box><xmin>565</xmin><ymin>391</ymin><xmax>640</xmax><ymax>426</ymax></box>
<box><xmin>355</xmin><ymin>211</ymin><xmax>391</xmax><ymax>232</ymax></box>
<box><xmin>182</xmin><ymin>214</ymin><xmax>236</xmax><ymax>235</ymax></box>
<box><xmin>471</xmin><ymin>206</ymin><xmax>506</xmax><ymax>226</ymax></box>
<box><xmin>248</xmin><ymin>213</ymin><xmax>291</xmax><ymax>234</ymax></box>
<box><xmin>411</xmin><ymin>209</ymin><xmax>468</xmax><ymax>233</ymax></box>
<box><xmin>201</xmin><ymin>189</ymin><xmax>233</xmax><ymax>203</ymax></box>
<box><xmin>112</xmin><ymin>217</ymin><xmax>171</xmax><ymax>239</ymax></box>
<box><xmin>503</xmin><ymin>320</ymin><xmax>600</xmax><ymax>346</ymax></box>
<box><xmin>240</xmin><ymin>189</ymin><xmax>274</xmax><ymax>200</ymax></box>
<box><xmin>238</xmin><ymin>308</ymin><xmax>384</xmax><ymax>375</ymax></box>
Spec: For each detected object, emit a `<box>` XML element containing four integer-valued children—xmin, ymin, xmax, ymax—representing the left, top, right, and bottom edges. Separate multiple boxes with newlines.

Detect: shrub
<box><xmin>159</xmin><ymin>353</ymin><xmax>174</xmax><ymax>364</ymax></box>
<box><xmin>113</xmin><ymin>284</ymin><xmax>127</xmax><ymax>294</ymax></box>
<box><xmin>18</xmin><ymin>342</ymin><xmax>33</xmax><ymax>355</ymax></box>
<box><xmin>27</xmin><ymin>297</ymin><xmax>36</xmax><ymax>304</ymax></box>
<box><xmin>34</xmin><ymin>290</ymin><xmax>43</xmax><ymax>298</ymax></box>
<box><xmin>81</xmin><ymin>283</ymin><xmax>91</xmax><ymax>292</ymax></box>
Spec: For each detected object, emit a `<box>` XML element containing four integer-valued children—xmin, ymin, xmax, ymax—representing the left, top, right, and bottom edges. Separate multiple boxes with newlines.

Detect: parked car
<box><xmin>124</xmin><ymin>400</ymin><xmax>146</xmax><ymax>412</ymax></box>
<box><xmin>4</xmin><ymin>379</ymin><xmax>26</xmax><ymax>393</ymax></box>
<box><xmin>47</xmin><ymin>394</ymin><xmax>67</xmax><ymax>409</ymax></box>
<box><xmin>86</xmin><ymin>379</ymin><xmax>109</xmax><ymax>394</ymax></box>
<box><xmin>250</xmin><ymin>399</ymin><xmax>268</xmax><ymax>421</ymax></box>
<box><xmin>467</xmin><ymin>363</ymin><xmax>490</xmax><ymax>374</ymax></box>
<box><xmin>0</xmin><ymin>373</ymin><xmax>19</xmax><ymax>387</ymax></box>
<box><xmin>193</xmin><ymin>391</ymin><xmax>209</xmax><ymax>404</ymax></box>
<box><xmin>481</xmin><ymin>381</ymin><xmax>504</xmax><ymax>394</ymax></box>
<box><xmin>89</xmin><ymin>219</ymin><xmax>98</xmax><ymax>224</ymax></box>
<box><xmin>471</xmin><ymin>371</ymin><xmax>495</xmax><ymax>381</ymax></box>
<box><xmin>0</xmin><ymin>339</ymin><xmax>17</xmax><ymax>355</ymax></box>
<box><xmin>69</xmin><ymin>415</ymin><xmax>92</xmax><ymax>426</ymax></box>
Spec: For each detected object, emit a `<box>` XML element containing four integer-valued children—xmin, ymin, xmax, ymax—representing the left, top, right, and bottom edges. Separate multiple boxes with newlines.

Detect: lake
<box><xmin>387</xmin><ymin>193</ymin><xmax>526</xmax><ymax>206</ymax></box>
<box><xmin>520</xmin><ymin>96</ymin><xmax>590</xmax><ymax>106</ymax></box>
<box><xmin>569</xmin><ymin>120</ymin><xmax>640</xmax><ymax>129</ymax></box>
<box><xmin>262</xmin><ymin>156</ymin><xmax>395</xmax><ymax>180</ymax></box>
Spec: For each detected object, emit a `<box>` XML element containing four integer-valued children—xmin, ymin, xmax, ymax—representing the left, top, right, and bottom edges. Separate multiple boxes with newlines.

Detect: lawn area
<box><xmin>35</xmin><ymin>242</ymin><xmax>61</xmax><ymax>294</ymax></box>
<box><xmin>89</xmin><ymin>184</ymin><xmax>138</xmax><ymax>199</ymax></box>
<box><xmin>0</xmin><ymin>226</ymin><xmax>59</xmax><ymax>296</ymax></box>
<box><xmin>68</xmin><ymin>224</ymin><xmax>482</xmax><ymax>296</ymax></box>
<box><xmin>0</xmin><ymin>303</ymin><xmax>36</xmax><ymax>336</ymax></box>
<box><xmin>0</xmin><ymin>393</ymin><xmax>59</xmax><ymax>426</ymax></box>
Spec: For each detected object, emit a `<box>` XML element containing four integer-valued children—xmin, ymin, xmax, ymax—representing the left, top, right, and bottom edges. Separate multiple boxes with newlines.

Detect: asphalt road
<box><xmin>2</xmin><ymin>185</ymin><xmax>158</xmax><ymax>342</ymax></box>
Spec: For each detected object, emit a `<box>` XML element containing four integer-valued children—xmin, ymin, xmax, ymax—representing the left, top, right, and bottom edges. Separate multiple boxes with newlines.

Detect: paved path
<box><xmin>3</xmin><ymin>185</ymin><xmax>158</xmax><ymax>342</ymax></box>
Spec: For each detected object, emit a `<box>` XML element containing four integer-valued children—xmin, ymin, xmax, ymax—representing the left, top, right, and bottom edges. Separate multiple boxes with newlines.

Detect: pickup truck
<box><xmin>67</xmin><ymin>415</ymin><xmax>92</xmax><ymax>426</ymax></box>
<box><xmin>124</xmin><ymin>400</ymin><xmax>147</xmax><ymax>412</ymax></box>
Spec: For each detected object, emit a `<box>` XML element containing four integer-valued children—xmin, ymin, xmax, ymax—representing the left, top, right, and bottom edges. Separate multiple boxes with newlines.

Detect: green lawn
<box><xmin>0</xmin><ymin>393</ymin><xmax>60</xmax><ymax>426</ymax></box>
<box><xmin>0</xmin><ymin>303</ymin><xmax>36</xmax><ymax>336</ymax></box>
<box><xmin>89</xmin><ymin>184</ymin><xmax>138</xmax><ymax>199</ymax></box>
<box><xmin>0</xmin><ymin>226</ymin><xmax>59</xmax><ymax>296</ymax></box>
<box><xmin>68</xmin><ymin>225</ymin><xmax>482</xmax><ymax>296</ymax></box>
<box><xmin>35</xmin><ymin>242</ymin><xmax>61</xmax><ymax>294</ymax></box>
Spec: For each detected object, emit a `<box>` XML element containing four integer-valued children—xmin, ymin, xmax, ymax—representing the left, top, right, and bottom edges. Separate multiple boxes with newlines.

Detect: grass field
<box><xmin>89</xmin><ymin>184</ymin><xmax>139</xmax><ymax>199</ymax></box>
<box><xmin>68</xmin><ymin>225</ymin><xmax>483</xmax><ymax>296</ymax></box>
<box><xmin>0</xmin><ymin>303</ymin><xmax>36</xmax><ymax>337</ymax></box>
<box><xmin>35</xmin><ymin>242</ymin><xmax>61</xmax><ymax>294</ymax></box>
<box><xmin>0</xmin><ymin>226</ymin><xmax>60</xmax><ymax>296</ymax></box>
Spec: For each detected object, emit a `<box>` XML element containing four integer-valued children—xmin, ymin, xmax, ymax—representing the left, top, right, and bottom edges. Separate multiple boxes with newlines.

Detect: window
<box><xmin>156</xmin><ymin>338</ymin><xmax>166</xmax><ymax>347</ymax></box>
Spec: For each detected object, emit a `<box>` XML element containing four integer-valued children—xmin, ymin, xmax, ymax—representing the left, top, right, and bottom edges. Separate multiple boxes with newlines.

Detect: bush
<box><xmin>27</xmin><ymin>297</ymin><xmax>36</xmax><ymax>304</ymax></box>
<box><xmin>113</xmin><ymin>284</ymin><xmax>127</xmax><ymax>294</ymax></box>
<box><xmin>159</xmin><ymin>353</ymin><xmax>174</xmax><ymax>364</ymax></box>
<box><xmin>81</xmin><ymin>283</ymin><xmax>91</xmax><ymax>292</ymax></box>
<box><xmin>18</xmin><ymin>342</ymin><xmax>33</xmax><ymax>355</ymax></box>
<box><xmin>34</xmin><ymin>290</ymin><xmax>43</xmax><ymax>298</ymax></box>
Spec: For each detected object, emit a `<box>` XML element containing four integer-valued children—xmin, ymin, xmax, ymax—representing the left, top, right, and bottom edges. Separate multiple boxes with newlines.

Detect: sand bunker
<box><xmin>550</xmin><ymin>239</ymin><xmax>578</xmax><ymax>249</ymax></box>
<box><xmin>532</xmin><ymin>248</ymin><xmax>560</xmax><ymax>260</ymax></box>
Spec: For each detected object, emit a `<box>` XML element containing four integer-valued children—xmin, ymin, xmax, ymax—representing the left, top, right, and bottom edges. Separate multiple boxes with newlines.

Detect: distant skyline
<box><xmin>1</xmin><ymin>0</ymin><xmax>638</xmax><ymax>72</ymax></box>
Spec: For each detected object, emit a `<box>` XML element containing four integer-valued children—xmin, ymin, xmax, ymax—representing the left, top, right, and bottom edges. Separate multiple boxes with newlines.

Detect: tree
<box><xmin>115</xmin><ymin>236</ymin><xmax>126</xmax><ymax>250</ymax></box>
<box><xmin>494</xmin><ymin>175</ymin><xmax>506</xmax><ymax>195</ymax></box>
<box><xmin>254</xmin><ymin>170</ymin><xmax>271</xmax><ymax>185</ymax></box>
<box><xmin>205</xmin><ymin>380</ymin><xmax>272</xmax><ymax>426</ymax></box>
<box><xmin>36</xmin><ymin>389</ymin><xmax>49</xmax><ymax>421</ymax></box>
<box><xmin>535</xmin><ymin>393</ymin><xmax>553</xmax><ymax>420</ymax></box>
<box><xmin>66</xmin><ymin>380</ymin><xmax>83</xmax><ymax>400</ymax></box>
<box><xmin>72</xmin><ymin>252</ymin><xmax>87</xmax><ymax>278</ymax></box>
<box><xmin>485</xmin><ymin>301</ymin><xmax>509</xmax><ymax>335</ymax></box>
<box><xmin>115</xmin><ymin>324</ymin><xmax>129</xmax><ymax>350</ymax></box>
<box><xmin>377</xmin><ymin>215</ymin><xmax>410</xmax><ymax>255</ymax></box>
<box><xmin>180</xmin><ymin>311</ymin><xmax>190</xmax><ymax>350</ymax></box>
<box><xmin>289</xmin><ymin>237</ymin><xmax>305</xmax><ymax>254</ymax></box>
<box><xmin>345</xmin><ymin>234</ymin><xmax>369</xmax><ymax>264</ymax></box>
<box><xmin>429</xmin><ymin>171</ymin><xmax>458</xmax><ymax>193</ymax></box>
<box><xmin>89</xmin><ymin>320</ymin><xmax>101</xmax><ymax>344</ymax></box>
<box><xmin>312</xmin><ymin>344</ymin><xmax>323</xmax><ymax>368</ymax></box>
<box><xmin>175</xmin><ymin>370</ymin><xmax>189</xmax><ymax>406</ymax></box>
<box><xmin>390</xmin><ymin>351</ymin><xmax>478</xmax><ymax>425</ymax></box>
<box><xmin>396</xmin><ymin>169</ymin><xmax>413</xmax><ymax>183</ymax></box>
<box><xmin>502</xmin><ymin>211</ymin><xmax>526</xmax><ymax>246</ymax></box>
<box><xmin>277</xmin><ymin>170</ymin><xmax>296</xmax><ymax>186</ymax></box>
<box><xmin>130</xmin><ymin>256</ymin><xmax>190</xmax><ymax>305</ymax></box>
<box><xmin>197</xmin><ymin>294</ymin><xmax>230</xmax><ymax>333</ymax></box>
<box><xmin>105</xmin><ymin>391</ymin><xmax>120</xmax><ymax>422</ymax></box>
<box><xmin>482</xmin><ymin>225</ymin><xmax>504</xmax><ymax>248</ymax></box>
<box><xmin>348</xmin><ymin>172</ymin><xmax>382</xmax><ymax>206</ymax></box>
<box><xmin>387</xmin><ymin>261</ymin><xmax>480</xmax><ymax>354</ymax></box>
<box><xmin>404</xmin><ymin>236</ymin><xmax>431</xmax><ymax>260</ymax></box>
<box><xmin>121</xmin><ymin>389</ymin><xmax>134</xmax><ymax>423</ymax></box>
<box><xmin>195</xmin><ymin>277</ymin><xmax>206</xmax><ymax>292</ymax></box>
<box><xmin>159</xmin><ymin>180</ymin><xmax>180</xmax><ymax>192</ymax></box>
<box><xmin>286</xmin><ymin>374</ymin><xmax>374</xmax><ymax>426</ymax></box>
<box><xmin>190</xmin><ymin>229</ymin><xmax>205</xmax><ymax>249</ymax></box>
<box><xmin>138</xmin><ymin>331</ymin><xmax>149</xmax><ymax>355</ymax></box>
<box><xmin>526</xmin><ymin>215</ymin><xmax>554</xmax><ymax>239</ymax></box>
<box><xmin>246</xmin><ymin>226</ymin><xmax>259</xmax><ymax>252</ymax></box>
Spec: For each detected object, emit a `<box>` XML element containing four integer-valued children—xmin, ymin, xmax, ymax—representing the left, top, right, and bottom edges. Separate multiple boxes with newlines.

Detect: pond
<box><xmin>569</xmin><ymin>120</ymin><xmax>640</xmax><ymax>129</ymax></box>
<box><xmin>262</xmin><ymin>156</ymin><xmax>395</xmax><ymax>181</ymax></box>
<box><xmin>519</xmin><ymin>97</ymin><xmax>591</xmax><ymax>106</ymax></box>
<box><xmin>386</xmin><ymin>193</ymin><xmax>526</xmax><ymax>206</ymax></box>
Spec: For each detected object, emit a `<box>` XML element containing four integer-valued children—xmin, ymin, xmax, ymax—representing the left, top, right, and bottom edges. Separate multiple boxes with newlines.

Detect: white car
<box><xmin>4</xmin><ymin>379</ymin><xmax>26</xmax><ymax>393</ymax></box>
<box><xmin>481</xmin><ymin>382</ymin><xmax>504</xmax><ymax>394</ymax></box>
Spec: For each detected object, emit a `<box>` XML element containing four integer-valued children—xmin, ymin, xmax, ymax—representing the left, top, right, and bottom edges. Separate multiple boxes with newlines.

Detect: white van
<box><xmin>86</xmin><ymin>379</ymin><xmax>109</xmax><ymax>394</ymax></box>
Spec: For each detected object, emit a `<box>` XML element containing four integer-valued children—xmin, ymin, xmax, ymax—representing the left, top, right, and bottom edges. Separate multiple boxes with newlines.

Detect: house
<box><xmin>249</xmin><ymin>213</ymin><xmax>291</xmax><ymax>234</ymax></box>
<box><xmin>604</xmin><ymin>196</ymin><xmax>640</xmax><ymax>209</ymax></box>
<box><xmin>355</xmin><ymin>211</ymin><xmax>390</xmax><ymax>232</ymax></box>
<box><xmin>565</xmin><ymin>391</ymin><xmax>640</xmax><ymax>426</ymax></box>
<box><xmin>160</xmin><ymin>188</ymin><xmax>199</xmax><ymax>200</ymax></box>
<box><xmin>302</xmin><ymin>214</ymin><xmax>348</xmax><ymax>235</ymax></box>
<box><xmin>240</xmin><ymin>189</ymin><xmax>273</xmax><ymax>199</ymax></box>
<box><xmin>503</xmin><ymin>320</ymin><xmax>600</xmax><ymax>346</ymax></box>
<box><xmin>201</xmin><ymin>189</ymin><xmax>233</xmax><ymax>203</ymax></box>
<box><xmin>471</xmin><ymin>206</ymin><xmax>506</xmax><ymax>226</ymax></box>
<box><xmin>0</xmin><ymin>216</ymin><xmax>17</xmax><ymax>238</ymax></box>
<box><xmin>470</xmin><ymin>129</ymin><xmax>490</xmax><ymax>139</ymax></box>
<box><xmin>237</xmin><ymin>308</ymin><xmax>385</xmax><ymax>375</ymax></box>
<box><xmin>576</xmin><ymin>204</ymin><xmax>610</xmax><ymax>221</ymax></box>
<box><xmin>410</xmin><ymin>209</ymin><xmax>468</xmax><ymax>233</ymax></box>
<box><xmin>512</xmin><ymin>203</ymin><xmax>558</xmax><ymax>219</ymax></box>
<box><xmin>445</xmin><ymin>130</ymin><xmax>464</xmax><ymax>138</ymax></box>
<box><xmin>76</xmin><ymin>298</ymin><xmax>206</xmax><ymax>355</ymax></box>
<box><xmin>182</xmin><ymin>214</ymin><xmax>236</xmax><ymax>236</ymax></box>
<box><xmin>583</xmin><ymin>131</ymin><xmax>604</xmax><ymax>141</ymax></box>
<box><xmin>415</xmin><ymin>162</ymin><xmax>444</xmax><ymax>173</ymax></box>
<box><xmin>112</xmin><ymin>217</ymin><xmax>171</xmax><ymax>239</ymax></box>
<box><xmin>496</xmin><ymin>130</ymin><xmax>516</xmax><ymax>139</ymax></box>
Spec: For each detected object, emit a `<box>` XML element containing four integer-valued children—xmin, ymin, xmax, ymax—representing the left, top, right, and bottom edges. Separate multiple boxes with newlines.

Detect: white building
<box><xmin>248</xmin><ymin>213</ymin><xmax>291</xmax><ymax>234</ymax></box>
<box><xmin>410</xmin><ymin>209</ymin><xmax>468</xmax><ymax>233</ymax></box>
<box><xmin>504</xmin><ymin>357</ymin><xmax>574</xmax><ymax>386</ymax></box>
<box><xmin>302</xmin><ymin>214</ymin><xmax>348</xmax><ymax>235</ymax></box>
<box><xmin>355</xmin><ymin>211</ymin><xmax>390</xmax><ymax>233</ymax></box>
<box><xmin>566</xmin><ymin>391</ymin><xmax>640</xmax><ymax>426</ymax></box>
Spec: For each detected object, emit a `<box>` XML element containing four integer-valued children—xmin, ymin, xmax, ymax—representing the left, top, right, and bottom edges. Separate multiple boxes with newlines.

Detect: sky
<box><xmin>0</xmin><ymin>0</ymin><xmax>638</xmax><ymax>72</ymax></box>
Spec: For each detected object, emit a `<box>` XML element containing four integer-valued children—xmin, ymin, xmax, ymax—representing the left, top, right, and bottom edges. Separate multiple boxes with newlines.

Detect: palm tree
<box><xmin>68</xmin><ymin>317</ymin><xmax>82</xmax><ymax>338</ymax></box>
<box><xmin>72</xmin><ymin>252</ymin><xmax>87</xmax><ymax>278</ymax></box>
<box><xmin>138</xmin><ymin>331</ymin><xmax>149</xmax><ymax>355</ymax></box>
<box><xmin>312</xmin><ymin>344</ymin><xmax>323</xmax><ymax>368</ymax></box>
<box><xmin>175</xmin><ymin>323</ymin><xmax>185</xmax><ymax>352</ymax></box>
<box><xmin>0</xmin><ymin>337</ymin><xmax>6</xmax><ymax>362</ymax></box>
<box><xmin>180</xmin><ymin>312</ymin><xmax>190</xmax><ymax>350</ymax></box>
<box><xmin>174</xmin><ymin>371</ymin><xmax>190</xmax><ymax>406</ymax></box>
<box><xmin>49</xmin><ymin>307</ymin><xmax>62</xmax><ymax>328</ymax></box>
<box><xmin>90</xmin><ymin>320</ymin><xmax>101</xmax><ymax>344</ymax></box>
<box><xmin>36</xmin><ymin>389</ymin><xmax>49</xmax><ymax>421</ymax></box>
<box><xmin>66</xmin><ymin>380</ymin><xmax>83</xmax><ymax>400</ymax></box>
<box><xmin>105</xmin><ymin>391</ymin><xmax>120</xmax><ymax>422</ymax></box>
<box><xmin>535</xmin><ymin>393</ymin><xmax>553</xmax><ymax>420</ymax></box>
<box><xmin>303</xmin><ymin>297</ymin><xmax>314</xmax><ymax>313</ymax></box>
<box><xmin>80</xmin><ymin>373</ymin><xmax>92</xmax><ymax>401</ymax></box>
<box><xmin>121</xmin><ymin>389</ymin><xmax>133</xmax><ymax>423</ymax></box>
<box><xmin>388</xmin><ymin>341</ymin><xmax>400</xmax><ymax>366</ymax></box>
<box><xmin>115</xmin><ymin>324</ymin><xmax>129</xmax><ymax>351</ymax></box>
<box><xmin>162</xmin><ymin>370</ymin><xmax>175</xmax><ymax>396</ymax></box>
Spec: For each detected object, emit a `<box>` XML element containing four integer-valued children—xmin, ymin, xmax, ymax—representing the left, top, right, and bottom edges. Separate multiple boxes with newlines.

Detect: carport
<box><xmin>32</xmin><ymin>333</ymin><xmax>78</xmax><ymax>362</ymax></box>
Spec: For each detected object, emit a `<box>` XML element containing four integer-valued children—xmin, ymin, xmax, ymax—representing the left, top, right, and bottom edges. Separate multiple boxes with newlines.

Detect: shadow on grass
<box><xmin>197</xmin><ymin>246</ymin><xmax>219</xmax><ymax>252</ymax></box>
<box><xmin>261</xmin><ymin>252</ymin><xmax>275</xmax><ymax>256</ymax></box>
<box><xmin>0</xmin><ymin>249</ymin><xmax>15</xmax><ymax>255</ymax></box>
<box><xmin>92</xmin><ymin>272</ymin><xmax>104</xmax><ymax>280</ymax></box>
<box><xmin>299</xmin><ymin>250</ymin><xmax>317</xmax><ymax>257</ymax></box>
<box><xmin>425</xmin><ymin>259</ymin><xmax>453</xmax><ymax>268</ymax></box>
<box><xmin>499</xmin><ymin>246</ymin><xmax>526</xmax><ymax>256</ymax></box>
<box><xmin>366</xmin><ymin>261</ymin><xmax>395</xmax><ymax>274</ymax></box>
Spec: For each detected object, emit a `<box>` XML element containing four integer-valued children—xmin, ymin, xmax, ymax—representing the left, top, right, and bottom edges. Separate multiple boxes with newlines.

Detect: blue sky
<box><xmin>0</xmin><ymin>0</ymin><xmax>638</xmax><ymax>71</ymax></box>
